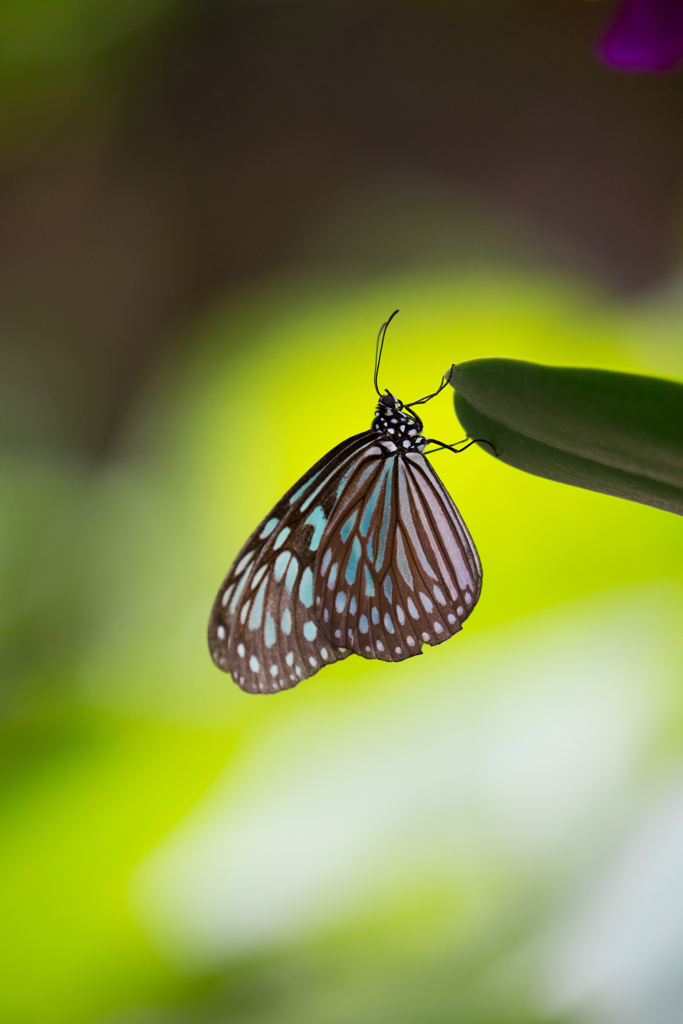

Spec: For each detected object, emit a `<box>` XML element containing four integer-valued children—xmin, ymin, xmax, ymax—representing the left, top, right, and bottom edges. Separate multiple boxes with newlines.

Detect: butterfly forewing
<box><xmin>208</xmin><ymin>433</ymin><xmax>373</xmax><ymax>692</ymax></box>
<box><xmin>314</xmin><ymin>450</ymin><xmax>481</xmax><ymax>662</ymax></box>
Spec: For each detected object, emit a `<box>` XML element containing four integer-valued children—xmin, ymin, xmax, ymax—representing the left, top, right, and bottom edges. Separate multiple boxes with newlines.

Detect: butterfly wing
<box><xmin>208</xmin><ymin>432</ymin><xmax>376</xmax><ymax>693</ymax></box>
<box><xmin>314</xmin><ymin>449</ymin><xmax>482</xmax><ymax>661</ymax></box>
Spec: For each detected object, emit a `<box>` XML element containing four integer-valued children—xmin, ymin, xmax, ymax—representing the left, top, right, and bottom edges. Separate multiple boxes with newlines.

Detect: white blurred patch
<box><xmin>543</xmin><ymin>776</ymin><xmax>683</xmax><ymax>1024</ymax></box>
<box><xmin>131</xmin><ymin>584</ymin><xmax>679</xmax><ymax>968</ymax></box>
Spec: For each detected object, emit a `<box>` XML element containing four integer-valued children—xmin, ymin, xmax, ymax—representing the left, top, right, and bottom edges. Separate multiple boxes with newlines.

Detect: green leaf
<box><xmin>449</xmin><ymin>358</ymin><xmax>683</xmax><ymax>515</ymax></box>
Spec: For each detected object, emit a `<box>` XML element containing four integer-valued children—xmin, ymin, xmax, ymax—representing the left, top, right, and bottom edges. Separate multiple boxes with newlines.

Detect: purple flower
<box><xmin>597</xmin><ymin>0</ymin><xmax>683</xmax><ymax>73</ymax></box>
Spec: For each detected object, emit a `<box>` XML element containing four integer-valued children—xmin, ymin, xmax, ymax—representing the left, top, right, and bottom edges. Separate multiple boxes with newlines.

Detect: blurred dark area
<box><xmin>2</xmin><ymin>0</ymin><xmax>683</xmax><ymax>456</ymax></box>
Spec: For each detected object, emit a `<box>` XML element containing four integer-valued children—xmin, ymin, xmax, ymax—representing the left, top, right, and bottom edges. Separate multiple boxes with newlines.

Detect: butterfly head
<box><xmin>373</xmin><ymin>391</ymin><xmax>426</xmax><ymax>450</ymax></box>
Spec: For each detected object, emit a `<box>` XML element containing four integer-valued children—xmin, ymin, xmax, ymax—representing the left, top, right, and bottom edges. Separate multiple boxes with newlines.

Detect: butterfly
<box><xmin>208</xmin><ymin>312</ymin><xmax>485</xmax><ymax>694</ymax></box>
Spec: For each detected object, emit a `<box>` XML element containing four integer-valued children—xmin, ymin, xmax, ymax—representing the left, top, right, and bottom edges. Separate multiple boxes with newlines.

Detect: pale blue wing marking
<box><xmin>304</xmin><ymin>505</ymin><xmax>327</xmax><ymax>550</ymax></box>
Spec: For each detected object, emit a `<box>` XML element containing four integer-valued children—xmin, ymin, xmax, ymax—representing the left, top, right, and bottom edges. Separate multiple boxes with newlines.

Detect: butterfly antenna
<box><xmin>374</xmin><ymin>309</ymin><xmax>400</xmax><ymax>396</ymax></box>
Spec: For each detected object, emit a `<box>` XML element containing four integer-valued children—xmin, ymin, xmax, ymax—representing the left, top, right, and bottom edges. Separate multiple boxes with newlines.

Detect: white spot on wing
<box><xmin>299</xmin><ymin>567</ymin><xmax>314</xmax><ymax>608</ymax></box>
<box><xmin>216</xmin><ymin>625</ymin><xmax>226</xmax><ymax>640</ymax></box>
<box><xmin>285</xmin><ymin>557</ymin><xmax>299</xmax><ymax>593</ymax></box>
<box><xmin>235</xmin><ymin>550</ymin><xmax>255</xmax><ymax>574</ymax></box>
<box><xmin>407</xmin><ymin>597</ymin><xmax>419</xmax><ymax>619</ymax></box>
<box><xmin>249</xmin><ymin>655</ymin><xmax>260</xmax><ymax>672</ymax></box>
<box><xmin>248</xmin><ymin>579</ymin><xmax>267</xmax><ymax>629</ymax></box>
<box><xmin>260</xmin><ymin>517</ymin><xmax>279</xmax><ymax>538</ymax></box>
<box><xmin>228</xmin><ymin>573</ymin><xmax>250</xmax><ymax>615</ymax></box>
<box><xmin>303</xmin><ymin>621</ymin><xmax>317</xmax><ymax>641</ymax></box>
<box><xmin>273</xmin><ymin>527</ymin><xmax>291</xmax><ymax>550</ymax></box>
<box><xmin>264</xmin><ymin>612</ymin><xmax>276</xmax><ymax>647</ymax></box>
<box><xmin>237</xmin><ymin>643</ymin><xmax>245</xmax><ymax>657</ymax></box>
<box><xmin>251</xmin><ymin>565</ymin><xmax>268</xmax><ymax>589</ymax></box>
<box><xmin>274</xmin><ymin>551</ymin><xmax>291</xmax><ymax>582</ymax></box>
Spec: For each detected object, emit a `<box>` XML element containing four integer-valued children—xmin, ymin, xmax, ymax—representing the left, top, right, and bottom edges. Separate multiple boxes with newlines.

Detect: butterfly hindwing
<box><xmin>208</xmin><ymin>432</ymin><xmax>374</xmax><ymax>692</ymax></box>
<box><xmin>314</xmin><ymin>450</ymin><xmax>482</xmax><ymax>662</ymax></box>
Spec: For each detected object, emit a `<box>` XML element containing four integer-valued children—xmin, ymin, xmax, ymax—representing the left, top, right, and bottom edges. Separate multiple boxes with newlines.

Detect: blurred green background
<box><xmin>3</xmin><ymin>2</ymin><xmax>683</xmax><ymax>1023</ymax></box>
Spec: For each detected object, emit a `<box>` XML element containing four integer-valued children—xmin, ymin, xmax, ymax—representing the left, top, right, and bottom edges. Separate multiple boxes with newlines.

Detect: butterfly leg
<box><xmin>404</xmin><ymin>371</ymin><xmax>453</xmax><ymax>411</ymax></box>
<box><xmin>425</xmin><ymin>438</ymin><xmax>499</xmax><ymax>457</ymax></box>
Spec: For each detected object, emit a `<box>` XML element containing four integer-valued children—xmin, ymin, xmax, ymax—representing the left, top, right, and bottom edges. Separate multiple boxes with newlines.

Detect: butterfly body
<box><xmin>209</xmin><ymin>389</ymin><xmax>482</xmax><ymax>694</ymax></box>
